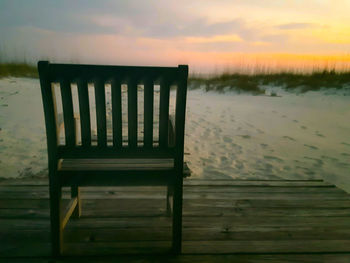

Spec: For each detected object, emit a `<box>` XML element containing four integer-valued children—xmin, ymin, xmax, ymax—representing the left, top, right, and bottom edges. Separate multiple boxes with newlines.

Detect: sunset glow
<box><xmin>0</xmin><ymin>0</ymin><xmax>349</xmax><ymax>73</ymax></box>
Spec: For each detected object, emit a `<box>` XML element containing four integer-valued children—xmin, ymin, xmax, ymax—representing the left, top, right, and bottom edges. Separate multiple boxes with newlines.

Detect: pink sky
<box><xmin>1</xmin><ymin>0</ymin><xmax>350</xmax><ymax>73</ymax></box>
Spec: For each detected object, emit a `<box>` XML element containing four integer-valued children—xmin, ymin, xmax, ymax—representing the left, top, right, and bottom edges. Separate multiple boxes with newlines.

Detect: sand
<box><xmin>0</xmin><ymin>78</ymin><xmax>349</xmax><ymax>191</ymax></box>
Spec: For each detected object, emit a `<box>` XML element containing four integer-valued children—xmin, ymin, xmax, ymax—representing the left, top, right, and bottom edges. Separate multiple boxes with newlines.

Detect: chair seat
<box><xmin>58</xmin><ymin>158</ymin><xmax>175</xmax><ymax>171</ymax></box>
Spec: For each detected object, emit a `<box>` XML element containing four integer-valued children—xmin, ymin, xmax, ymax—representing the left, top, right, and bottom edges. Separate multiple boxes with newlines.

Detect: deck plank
<box><xmin>0</xmin><ymin>178</ymin><xmax>334</xmax><ymax>186</ymax></box>
<box><xmin>0</xmin><ymin>185</ymin><xmax>344</xmax><ymax>193</ymax></box>
<box><xmin>1</xmin><ymin>191</ymin><xmax>349</xmax><ymax>200</ymax></box>
<box><xmin>3</xmin><ymin>254</ymin><xmax>350</xmax><ymax>263</ymax></box>
<box><xmin>1</xmin><ymin>179</ymin><xmax>350</xmax><ymax>258</ymax></box>
<box><xmin>3</xmin><ymin>198</ymin><xmax>350</xmax><ymax>209</ymax></box>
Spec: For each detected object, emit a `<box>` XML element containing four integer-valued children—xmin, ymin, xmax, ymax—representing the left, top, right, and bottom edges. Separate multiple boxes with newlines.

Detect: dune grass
<box><xmin>1</xmin><ymin>62</ymin><xmax>349</xmax><ymax>94</ymax></box>
<box><xmin>0</xmin><ymin>63</ymin><xmax>38</xmax><ymax>78</ymax></box>
<box><xmin>189</xmin><ymin>70</ymin><xmax>350</xmax><ymax>94</ymax></box>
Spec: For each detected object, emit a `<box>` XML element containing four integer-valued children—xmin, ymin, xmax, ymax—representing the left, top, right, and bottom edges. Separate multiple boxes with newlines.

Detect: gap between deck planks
<box><xmin>1</xmin><ymin>179</ymin><xmax>350</xmax><ymax>257</ymax></box>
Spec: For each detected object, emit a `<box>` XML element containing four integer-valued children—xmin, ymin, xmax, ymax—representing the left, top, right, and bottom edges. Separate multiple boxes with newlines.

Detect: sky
<box><xmin>0</xmin><ymin>0</ymin><xmax>350</xmax><ymax>73</ymax></box>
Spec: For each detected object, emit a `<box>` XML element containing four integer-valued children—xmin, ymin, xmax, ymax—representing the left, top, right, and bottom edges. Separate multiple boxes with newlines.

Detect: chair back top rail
<box><xmin>40</xmin><ymin>62</ymin><xmax>184</xmax><ymax>83</ymax></box>
<box><xmin>38</xmin><ymin>61</ymin><xmax>188</xmax><ymax>163</ymax></box>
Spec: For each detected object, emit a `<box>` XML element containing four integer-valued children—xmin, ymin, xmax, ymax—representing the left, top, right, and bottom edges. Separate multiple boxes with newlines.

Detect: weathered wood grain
<box><xmin>1</xmin><ymin>179</ymin><xmax>350</xmax><ymax>258</ymax></box>
<box><xmin>1</xmin><ymin>190</ymin><xmax>349</xmax><ymax>200</ymax></box>
<box><xmin>0</xmin><ymin>185</ymin><xmax>343</xmax><ymax>193</ymax></box>
<box><xmin>0</xmin><ymin>178</ymin><xmax>334</xmax><ymax>187</ymax></box>
<box><xmin>4</xmin><ymin>254</ymin><xmax>350</xmax><ymax>263</ymax></box>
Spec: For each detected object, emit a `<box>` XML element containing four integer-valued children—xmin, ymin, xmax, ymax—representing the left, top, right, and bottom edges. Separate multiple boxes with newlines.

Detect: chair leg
<box><xmin>166</xmin><ymin>185</ymin><xmax>173</xmax><ymax>216</ymax></box>
<box><xmin>71</xmin><ymin>185</ymin><xmax>81</xmax><ymax>218</ymax></box>
<box><xmin>172</xmin><ymin>179</ymin><xmax>183</xmax><ymax>254</ymax></box>
<box><xmin>49</xmin><ymin>182</ymin><xmax>63</xmax><ymax>257</ymax></box>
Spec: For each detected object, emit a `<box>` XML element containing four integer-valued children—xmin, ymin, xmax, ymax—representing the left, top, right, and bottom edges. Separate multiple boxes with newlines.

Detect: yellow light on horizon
<box><xmin>185</xmin><ymin>34</ymin><xmax>243</xmax><ymax>43</ymax></box>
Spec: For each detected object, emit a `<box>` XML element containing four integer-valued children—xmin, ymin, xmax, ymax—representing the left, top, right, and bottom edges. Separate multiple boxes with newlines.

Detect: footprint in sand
<box><xmin>304</xmin><ymin>169</ymin><xmax>316</xmax><ymax>176</ymax></box>
<box><xmin>223</xmin><ymin>136</ymin><xmax>232</xmax><ymax>143</ymax></box>
<box><xmin>191</xmin><ymin>120</ymin><xmax>198</xmax><ymax>126</ymax></box>
<box><xmin>283</xmin><ymin>165</ymin><xmax>292</xmax><ymax>171</ymax></box>
<box><xmin>338</xmin><ymin>162</ymin><xmax>350</xmax><ymax>167</ymax></box>
<box><xmin>231</xmin><ymin>143</ymin><xmax>243</xmax><ymax>150</ymax></box>
<box><xmin>198</xmin><ymin>117</ymin><xmax>205</xmax><ymax>123</ymax></box>
<box><xmin>321</xmin><ymin>155</ymin><xmax>338</xmax><ymax>162</ymax></box>
<box><xmin>238</xmin><ymin>135</ymin><xmax>251</xmax><ymax>139</ymax></box>
<box><xmin>263</xmin><ymin>155</ymin><xmax>284</xmax><ymax>163</ymax></box>
<box><xmin>245</xmin><ymin>122</ymin><xmax>254</xmax><ymax>128</ymax></box>
<box><xmin>304</xmin><ymin>144</ymin><xmax>318</xmax><ymax>150</ymax></box>
<box><xmin>233</xmin><ymin>160</ymin><xmax>244</xmax><ymax>169</ymax></box>
<box><xmin>303</xmin><ymin>156</ymin><xmax>324</xmax><ymax>166</ymax></box>
<box><xmin>282</xmin><ymin>136</ymin><xmax>296</xmax><ymax>141</ymax></box>
<box><xmin>203</xmin><ymin>128</ymin><xmax>211</xmax><ymax>137</ymax></box>
<box><xmin>315</xmin><ymin>131</ymin><xmax>325</xmax><ymax>138</ymax></box>
<box><xmin>260</xmin><ymin>143</ymin><xmax>269</xmax><ymax>149</ymax></box>
<box><xmin>262</xmin><ymin>162</ymin><xmax>273</xmax><ymax>170</ymax></box>
<box><xmin>220</xmin><ymin>156</ymin><xmax>228</xmax><ymax>162</ymax></box>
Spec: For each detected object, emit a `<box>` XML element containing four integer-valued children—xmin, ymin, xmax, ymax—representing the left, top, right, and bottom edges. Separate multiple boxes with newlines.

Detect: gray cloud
<box><xmin>277</xmin><ymin>23</ymin><xmax>315</xmax><ymax>30</ymax></box>
<box><xmin>261</xmin><ymin>34</ymin><xmax>288</xmax><ymax>43</ymax></box>
<box><xmin>0</xmin><ymin>0</ymin><xmax>271</xmax><ymax>42</ymax></box>
<box><xmin>143</xmin><ymin>18</ymin><xmax>245</xmax><ymax>38</ymax></box>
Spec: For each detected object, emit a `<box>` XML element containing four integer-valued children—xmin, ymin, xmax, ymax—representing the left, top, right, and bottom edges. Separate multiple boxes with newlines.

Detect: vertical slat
<box><xmin>60</xmin><ymin>79</ymin><xmax>75</xmax><ymax>146</ymax></box>
<box><xmin>111</xmin><ymin>79</ymin><xmax>122</xmax><ymax>148</ymax></box>
<box><xmin>143</xmin><ymin>78</ymin><xmax>154</xmax><ymax>148</ymax></box>
<box><xmin>128</xmin><ymin>79</ymin><xmax>137</xmax><ymax>147</ymax></box>
<box><xmin>77</xmin><ymin>79</ymin><xmax>91</xmax><ymax>146</ymax></box>
<box><xmin>159</xmin><ymin>78</ymin><xmax>170</xmax><ymax>148</ymax></box>
<box><xmin>51</xmin><ymin>87</ymin><xmax>61</xmax><ymax>145</ymax></box>
<box><xmin>95</xmin><ymin>79</ymin><xmax>107</xmax><ymax>147</ymax></box>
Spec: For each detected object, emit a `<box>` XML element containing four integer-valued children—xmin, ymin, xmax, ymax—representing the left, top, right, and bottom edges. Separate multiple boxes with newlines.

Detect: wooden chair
<box><xmin>38</xmin><ymin>61</ymin><xmax>189</xmax><ymax>256</ymax></box>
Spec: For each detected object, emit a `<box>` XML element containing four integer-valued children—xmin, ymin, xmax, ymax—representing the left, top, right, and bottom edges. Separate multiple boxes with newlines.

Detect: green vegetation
<box><xmin>0</xmin><ymin>63</ymin><xmax>38</xmax><ymax>78</ymax></box>
<box><xmin>189</xmin><ymin>70</ymin><xmax>350</xmax><ymax>94</ymax></box>
<box><xmin>1</xmin><ymin>63</ymin><xmax>349</xmax><ymax>94</ymax></box>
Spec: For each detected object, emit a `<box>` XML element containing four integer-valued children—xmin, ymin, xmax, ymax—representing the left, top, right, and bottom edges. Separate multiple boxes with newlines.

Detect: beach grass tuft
<box><xmin>189</xmin><ymin>69</ymin><xmax>350</xmax><ymax>94</ymax></box>
<box><xmin>1</xmin><ymin>62</ymin><xmax>349</xmax><ymax>94</ymax></box>
<box><xmin>0</xmin><ymin>63</ymin><xmax>38</xmax><ymax>78</ymax></box>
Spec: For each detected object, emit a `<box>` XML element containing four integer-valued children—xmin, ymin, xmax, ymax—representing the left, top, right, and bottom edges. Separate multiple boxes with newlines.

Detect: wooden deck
<box><xmin>2</xmin><ymin>178</ymin><xmax>350</xmax><ymax>262</ymax></box>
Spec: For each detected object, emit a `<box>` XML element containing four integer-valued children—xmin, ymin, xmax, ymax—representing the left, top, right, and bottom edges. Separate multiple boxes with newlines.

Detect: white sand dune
<box><xmin>0</xmin><ymin>78</ymin><xmax>349</xmax><ymax>191</ymax></box>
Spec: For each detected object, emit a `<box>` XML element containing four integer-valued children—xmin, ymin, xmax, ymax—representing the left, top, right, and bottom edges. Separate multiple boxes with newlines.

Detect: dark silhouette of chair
<box><xmin>38</xmin><ymin>61</ymin><xmax>189</xmax><ymax>256</ymax></box>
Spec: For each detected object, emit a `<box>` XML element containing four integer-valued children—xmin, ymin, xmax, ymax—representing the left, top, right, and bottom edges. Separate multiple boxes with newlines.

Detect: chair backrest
<box><xmin>38</xmin><ymin>61</ymin><xmax>188</xmax><ymax>168</ymax></box>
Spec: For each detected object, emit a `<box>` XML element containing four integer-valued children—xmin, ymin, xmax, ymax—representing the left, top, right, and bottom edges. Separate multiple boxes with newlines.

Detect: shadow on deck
<box><xmin>2</xmin><ymin>178</ymin><xmax>350</xmax><ymax>262</ymax></box>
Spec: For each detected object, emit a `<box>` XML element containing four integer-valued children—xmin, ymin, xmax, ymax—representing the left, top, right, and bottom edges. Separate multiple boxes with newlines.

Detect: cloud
<box><xmin>0</xmin><ymin>0</ymin><xmax>288</xmax><ymax>46</ymax></box>
<box><xmin>277</xmin><ymin>23</ymin><xmax>315</xmax><ymax>30</ymax></box>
